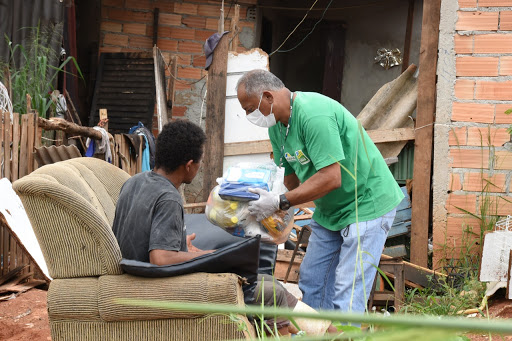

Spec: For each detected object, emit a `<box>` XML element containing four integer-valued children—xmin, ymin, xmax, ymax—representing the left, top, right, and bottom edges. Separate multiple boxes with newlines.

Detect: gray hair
<box><xmin>236</xmin><ymin>69</ymin><xmax>285</xmax><ymax>97</ymax></box>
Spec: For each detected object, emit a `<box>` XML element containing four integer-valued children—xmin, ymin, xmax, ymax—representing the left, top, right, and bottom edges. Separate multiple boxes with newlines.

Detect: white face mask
<box><xmin>246</xmin><ymin>94</ymin><xmax>277</xmax><ymax>128</ymax></box>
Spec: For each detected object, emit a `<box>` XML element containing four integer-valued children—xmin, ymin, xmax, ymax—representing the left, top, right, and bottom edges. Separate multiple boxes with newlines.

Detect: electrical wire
<box><xmin>268</xmin><ymin>0</ymin><xmax>320</xmax><ymax>57</ymax></box>
<box><xmin>276</xmin><ymin>0</ymin><xmax>334</xmax><ymax>54</ymax></box>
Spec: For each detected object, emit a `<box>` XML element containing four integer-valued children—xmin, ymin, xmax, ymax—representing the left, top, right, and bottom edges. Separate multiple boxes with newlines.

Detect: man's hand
<box><xmin>248</xmin><ymin>188</ymin><xmax>280</xmax><ymax>222</ymax></box>
<box><xmin>186</xmin><ymin>233</ymin><xmax>202</xmax><ymax>252</ymax></box>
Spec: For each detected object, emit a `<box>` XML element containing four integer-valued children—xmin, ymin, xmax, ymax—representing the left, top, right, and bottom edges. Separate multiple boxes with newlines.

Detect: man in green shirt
<box><xmin>236</xmin><ymin>70</ymin><xmax>404</xmax><ymax>314</ymax></box>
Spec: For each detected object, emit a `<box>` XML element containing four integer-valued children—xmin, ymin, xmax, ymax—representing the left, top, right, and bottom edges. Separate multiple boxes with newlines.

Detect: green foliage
<box><xmin>1</xmin><ymin>23</ymin><xmax>82</xmax><ymax>117</ymax></box>
<box><xmin>505</xmin><ymin>108</ymin><xmax>512</xmax><ymax>134</ymax></box>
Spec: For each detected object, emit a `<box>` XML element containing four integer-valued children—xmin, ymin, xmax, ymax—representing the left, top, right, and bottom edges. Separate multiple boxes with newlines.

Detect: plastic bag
<box><xmin>205</xmin><ymin>162</ymin><xmax>294</xmax><ymax>244</ymax></box>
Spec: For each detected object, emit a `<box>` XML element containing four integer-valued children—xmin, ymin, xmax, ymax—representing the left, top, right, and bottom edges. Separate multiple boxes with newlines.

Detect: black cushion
<box><xmin>184</xmin><ymin>214</ymin><xmax>278</xmax><ymax>275</ymax></box>
<box><xmin>120</xmin><ymin>235</ymin><xmax>260</xmax><ymax>304</ymax></box>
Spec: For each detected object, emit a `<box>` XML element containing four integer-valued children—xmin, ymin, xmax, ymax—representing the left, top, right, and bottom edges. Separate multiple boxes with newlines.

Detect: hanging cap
<box><xmin>204</xmin><ymin>31</ymin><xmax>230</xmax><ymax>70</ymax></box>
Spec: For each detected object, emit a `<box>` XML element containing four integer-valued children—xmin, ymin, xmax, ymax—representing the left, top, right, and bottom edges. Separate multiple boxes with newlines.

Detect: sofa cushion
<box><xmin>98</xmin><ymin>273</ymin><xmax>245</xmax><ymax>321</ymax></box>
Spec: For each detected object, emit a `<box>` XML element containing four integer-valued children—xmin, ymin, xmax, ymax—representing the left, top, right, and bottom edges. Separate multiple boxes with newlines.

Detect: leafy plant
<box><xmin>0</xmin><ymin>22</ymin><xmax>82</xmax><ymax>117</ymax></box>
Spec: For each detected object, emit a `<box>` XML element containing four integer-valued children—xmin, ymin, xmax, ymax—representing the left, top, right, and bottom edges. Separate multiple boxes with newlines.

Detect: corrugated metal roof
<box><xmin>34</xmin><ymin>145</ymin><xmax>81</xmax><ymax>167</ymax></box>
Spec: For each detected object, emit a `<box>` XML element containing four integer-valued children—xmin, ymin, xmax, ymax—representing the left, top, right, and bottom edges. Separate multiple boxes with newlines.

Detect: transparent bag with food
<box><xmin>205</xmin><ymin>162</ymin><xmax>294</xmax><ymax>244</ymax></box>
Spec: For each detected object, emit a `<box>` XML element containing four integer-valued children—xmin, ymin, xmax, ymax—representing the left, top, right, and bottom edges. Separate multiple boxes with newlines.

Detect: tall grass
<box><xmin>0</xmin><ymin>22</ymin><xmax>82</xmax><ymax>117</ymax></box>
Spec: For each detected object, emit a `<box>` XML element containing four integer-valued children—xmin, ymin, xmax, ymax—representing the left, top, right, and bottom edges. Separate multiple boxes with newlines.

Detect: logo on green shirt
<box><xmin>284</xmin><ymin>152</ymin><xmax>297</xmax><ymax>163</ymax></box>
<box><xmin>295</xmin><ymin>150</ymin><xmax>311</xmax><ymax>165</ymax></box>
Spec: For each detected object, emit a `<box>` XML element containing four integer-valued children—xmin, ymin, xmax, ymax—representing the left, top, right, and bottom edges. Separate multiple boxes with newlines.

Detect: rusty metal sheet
<box><xmin>34</xmin><ymin>145</ymin><xmax>81</xmax><ymax>167</ymax></box>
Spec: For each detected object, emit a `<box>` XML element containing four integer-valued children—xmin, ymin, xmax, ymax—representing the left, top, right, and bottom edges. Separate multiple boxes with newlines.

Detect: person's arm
<box><xmin>284</xmin><ymin>162</ymin><xmax>341</xmax><ymax>206</ymax></box>
<box><xmin>284</xmin><ymin>173</ymin><xmax>300</xmax><ymax>191</ymax></box>
<box><xmin>149</xmin><ymin>248</ymin><xmax>213</xmax><ymax>266</ymax></box>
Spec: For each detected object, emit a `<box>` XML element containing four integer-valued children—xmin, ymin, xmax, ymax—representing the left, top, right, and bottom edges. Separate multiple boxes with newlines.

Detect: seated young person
<box><xmin>112</xmin><ymin>120</ymin><xmax>334</xmax><ymax>336</ymax></box>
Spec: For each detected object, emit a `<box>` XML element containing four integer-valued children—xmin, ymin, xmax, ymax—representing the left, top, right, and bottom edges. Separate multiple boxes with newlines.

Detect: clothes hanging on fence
<box><xmin>140</xmin><ymin>134</ymin><xmax>150</xmax><ymax>172</ymax></box>
<box><xmin>85</xmin><ymin>127</ymin><xmax>112</xmax><ymax>163</ymax></box>
<box><xmin>129</xmin><ymin>122</ymin><xmax>156</xmax><ymax>169</ymax></box>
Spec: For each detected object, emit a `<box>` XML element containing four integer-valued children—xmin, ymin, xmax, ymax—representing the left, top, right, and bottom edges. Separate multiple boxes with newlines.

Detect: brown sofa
<box><xmin>13</xmin><ymin>157</ymin><xmax>253</xmax><ymax>340</ymax></box>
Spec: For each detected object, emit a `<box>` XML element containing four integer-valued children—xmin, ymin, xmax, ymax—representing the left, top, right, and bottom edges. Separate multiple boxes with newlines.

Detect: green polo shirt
<box><xmin>268</xmin><ymin>92</ymin><xmax>404</xmax><ymax>231</ymax></box>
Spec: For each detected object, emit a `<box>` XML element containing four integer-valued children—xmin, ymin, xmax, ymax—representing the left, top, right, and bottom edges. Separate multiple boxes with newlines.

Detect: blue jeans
<box><xmin>298</xmin><ymin>208</ymin><xmax>396</xmax><ymax>314</ymax></box>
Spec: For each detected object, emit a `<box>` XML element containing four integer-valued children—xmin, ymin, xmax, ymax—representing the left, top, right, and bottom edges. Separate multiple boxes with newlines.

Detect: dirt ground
<box><xmin>1</xmin><ymin>288</ymin><xmax>512</xmax><ymax>340</ymax></box>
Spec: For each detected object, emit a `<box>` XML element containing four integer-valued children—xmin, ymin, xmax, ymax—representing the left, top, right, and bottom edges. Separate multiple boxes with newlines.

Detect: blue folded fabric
<box><xmin>218</xmin><ymin>182</ymin><xmax>267</xmax><ymax>201</ymax></box>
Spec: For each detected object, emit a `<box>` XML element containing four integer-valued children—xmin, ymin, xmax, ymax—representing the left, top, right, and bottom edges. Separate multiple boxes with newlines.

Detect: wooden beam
<box><xmin>37</xmin><ymin>117</ymin><xmax>102</xmax><ymax>140</ymax></box>
<box><xmin>229</xmin><ymin>5</ymin><xmax>240</xmax><ymax>51</ymax></box>
<box><xmin>410</xmin><ymin>0</ymin><xmax>441</xmax><ymax>268</ymax></box>
<box><xmin>167</xmin><ymin>55</ymin><xmax>178</xmax><ymax>121</ymax></box>
<box><xmin>402</xmin><ymin>0</ymin><xmax>415</xmax><ymax>73</ymax></box>
<box><xmin>202</xmin><ymin>34</ymin><xmax>229</xmax><ymax>201</ymax></box>
<box><xmin>367</xmin><ymin>128</ymin><xmax>415</xmax><ymax>143</ymax></box>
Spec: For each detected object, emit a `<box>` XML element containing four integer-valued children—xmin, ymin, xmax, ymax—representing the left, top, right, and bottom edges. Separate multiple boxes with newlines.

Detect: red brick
<box><xmin>456</xmin><ymin>57</ymin><xmax>498</xmax><ymax>76</ymax></box>
<box><xmin>123</xmin><ymin>23</ymin><xmax>147</xmax><ymax>35</ymax></box>
<box><xmin>463</xmin><ymin>172</ymin><xmax>507</xmax><ymax>192</ymax></box>
<box><xmin>474</xmin><ymin>34</ymin><xmax>512</xmax><ymax>53</ymax></box>
<box><xmin>500</xmin><ymin>11</ymin><xmax>512</xmax><ymax>30</ymax></box>
<box><xmin>445</xmin><ymin>194</ymin><xmax>477</xmax><ymax>214</ymax></box>
<box><xmin>455</xmin><ymin>34</ymin><xmax>473</xmax><ymax>54</ymax></box>
<box><xmin>449</xmin><ymin>173</ymin><xmax>462</xmax><ymax>191</ymax></box>
<box><xmin>176</xmin><ymin>54</ymin><xmax>192</xmax><ymax>65</ymax></box>
<box><xmin>183</xmin><ymin>16</ymin><xmax>207</xmax><ymax>29</ymax></box>
<box><xmin>452</xmin><ymin>102</ymin><xmax>494</xmax><ymax>123</ymax></box>
<box><xmin>479</xmin><ymin>0</ymin><xmax>512</xmax><ymax>5</ymax></box>
<box><xmin>175</xmin><ymin>3</ymin><xmax>198</xmax><ymax>15</ymax></box>
<box><xmin>160</xmin><ymin>13</ymin><xmax>182</xmax><ymax>26</ymax></box>
<box><xmin>454</xmin><ymin>79</ymin><xmax>475</xmax><ymax>100</ymax></box>
<box><xmin>109</xmin><ymin>9</ymin><xmax>154</xmax><ymax>23</ymax></box>
<box><xmin>193</xmin><ymin>55</ymin><xmax>207</xmax><ymax>67</ymax></box>
<box><xmin>456</xmin><ymin>11</ymin><xmax>499</xmax><ymax>31</ymax></box>
<box><xmin>125</xmin><ymin>0</ymin><xmax>152</xmax><ymax>10</ymax></box>
<box><xmin>152</xmin><ymin>1</ymin><xmax>174</xmax><ymax>12</ymax></box>
<box><xmin>99</xmin><ymin>46</ymin><xmax>123</xmax><ymax>53</ymax></box>
<box><xmin>172</xmin><ymin>106</ymin><xmax>187</xmax><ymax>116</ymax></box>
<box><xmin>499</xmin><ymin>56</ymin><xmax>512</xmax><ymax>75</ymax></box>
<box><xmin>178</xmin><ymin>67</ymin><xmax>202</xmax><ymax>79</ymax></box>
<box><xmin>475</xmin><ymin>81</ymin><xmax>512</xmax><ymax>100</ymax></box>
<box><xmin>178</xmin><ymin>41</ymin><xmax>203</xmax><ymax>54</ymax></box>
<box><xmin>157</xmin><ymin>39</ymin><xmax>178</xmax><ymax>52</ymax></box>
<box><xmin>102</xmin><ymin>6</ymin><xmax>108</xmax><ymax>19</ymax></box>
<box><xmin>101</xmin><ymin>21</ymin><xmax>122</xmax><ymax>33</ymax></box>
<box><xmin>121</xmin><ymin>48</ymin><xmax>139</xmax><ymax>52</ymax></box>
<box><xmin>198</xmin><ymin>4</ymin><xmax>222</xmax><ymax>17</ymax></box>
<box><xmin>206</xmin><ymin>18</ymin><xmax>230</xmax><ymax>31</ymax></box>
<box><xmin>103</xmin><ymin>0</ymin><xmax>123</xmax><ymax>6</ymax></box>
<box><xmin>459</xmin><ymin>0</ymin><xmax>477</xmax><ymax>7</ymax></box>
<box><xmin>449</xmin><ymin>127</ymin><xmax>467</xmax><ymax>146</ymax></box>
<box><xmin>170</xmin><ymin>27</ymin><xmax>196</xmax><ymax>40</ymax></box>
<box><xmin>175</xmin><ymin>82</ymin><xmax>192</xmax><ymax>90</ymax></box>
<box><xmin>494</xmin><ymin>150</ymin><xmax>512</xmax><ymax>170</ymax></box>
<box><xmin>483</xmin><ymin>196</ymin><xmax>512</xmax><ymax>216</ymax></box>
<box><xmin>467</xmin><ymin>127</ymin><xmax>510</xmax><ymax>146</ymax></box>
<box><xmin>195</xmin><ymin>30</ymin><xmax>216</xmax><ymax>42</ymax></box>
<box><xmin>103</xmin><ymin>33</ymin><xmax>129</xmax><ymax>46</ymax></box>
<box><xmin>450</xmin><ymin>148</ymin><xmax>491</xmax><ymax>169</ymax></box>
<box><xmin>129</xmin><ymin>35</ymin><xmax>153</xmax><ymax>49</ymax></box>
<box><xmin>495</xmin><ymin>104</ymin><xmax>512</xmax><ymax>124</ymax></box>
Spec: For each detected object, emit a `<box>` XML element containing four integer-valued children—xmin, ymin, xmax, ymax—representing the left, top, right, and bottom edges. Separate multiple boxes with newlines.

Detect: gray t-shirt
<box><xmin>112</xmin><ymin>171</ymin><xmax>187</xmax><ymax>262</ymax></box>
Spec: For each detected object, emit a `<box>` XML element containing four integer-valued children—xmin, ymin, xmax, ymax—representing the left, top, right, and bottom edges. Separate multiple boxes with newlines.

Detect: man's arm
<box><xmin>284</xmin><ymin>173</ymin><xmax>300</xmax><ymax>191</ymax></box>
<box><xmin>284</xmin><ymin>163</ymin><xmax>341</xmax><ymax>206</ymax></box>
<box><xmin>149</xmin><ymin>248</ymin><xmax>213</xmax><ymax>266</ymax></box>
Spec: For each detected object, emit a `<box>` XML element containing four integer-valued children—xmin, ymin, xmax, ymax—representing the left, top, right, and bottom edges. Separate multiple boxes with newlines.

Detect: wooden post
<box><xmin>218</xmin><ymin>0</ymin><xmax>225</xmax><ymax>34</ymax></box>
<box><xmin>19</xmin><ymin>115</ymin><xmax>29</xmax><ymax>178</ymax></box>
<box><xmin>153</xmin><ymin>8</ymin><xmax>159</xmax><ymax>46</ymax></box>
<box><xmin>27</xmin><ymin>113</ymin><xmax>36</xmax><ymax>174</ymax></box>
<box><xmin>3</xmin><ymin>111</ymin><xmax>11</xmax><ymax>181</ymax></box>
<box><xmin>0</xmin><ymin>111</ymin><xmax>4</xmax><ymax>178</ymax></box>
<box><xmin>410</xmin><ymin>0</ymin><xmax>441</xmax><ymax>267</ymax></box>
<box><xmin>167</xmin><ymin>55</ymin><xmax>178</xmax><ymax>121</ymax></box>
<box><xmin>12</xmin><ymin>112</ymin><xmax>19</xmax><ymax>182</ymax></box>
<box><xmin>99</xmin><ymin>108</ymin><xmax>108</xmax><ymax>132</ymax></box>
<box><xmin>202</xmin><ymin>34</ymin><xmax>229</xmax><ymax>201</ymax></box>
<box><xmin>402</xmin><ymin>0</ymin><xmax>415</xmax><ymax>73</ymax></box>
<box><xmin>229</xmin><ymin>5</ymin><xmax>240</xmax><ymax>52</ymax></box>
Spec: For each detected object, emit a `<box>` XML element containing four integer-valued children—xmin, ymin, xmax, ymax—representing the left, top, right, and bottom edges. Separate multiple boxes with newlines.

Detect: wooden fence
<box><xmin>1</xmin><ymin>109</ymin><xmax>145</xmax><ymax>281</ymax></box>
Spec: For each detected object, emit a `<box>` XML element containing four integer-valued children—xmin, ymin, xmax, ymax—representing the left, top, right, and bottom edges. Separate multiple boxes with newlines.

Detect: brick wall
<box><xmin>99</xmin><ymin>0</ymin><xmax>257</xmax><ymax>136</ymax></box>
<box><xmin>434</xmin><ymin>0</ymin><xmax>512</xmax><ymax>266</ymax></box>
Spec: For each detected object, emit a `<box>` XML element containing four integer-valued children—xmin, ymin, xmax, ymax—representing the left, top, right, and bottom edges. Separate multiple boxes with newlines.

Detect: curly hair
<box><xmin>155</xmin><ymin>120</ymin><xmax>206</xmax><ymax>173</ymax></box>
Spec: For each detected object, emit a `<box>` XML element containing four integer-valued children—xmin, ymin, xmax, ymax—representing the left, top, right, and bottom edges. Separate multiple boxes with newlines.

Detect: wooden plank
<box><xmin>229</xmin><ymin>5</ymin><xmax>240</xmax><ymax>51</ymax></box>
<box><xmin>99</xmin><ymin>108</ymin><xmax>108</xmax><ymax>132</ymax></box>
<box><xmin>366</xmin><ymin>128</ymin><xmax>415</xmax><ymax>143</ymax></box>
<box><xmin>3</xmin><ymin>111</ymin><xmax>10</xmax><ymax>181</ymax></box>
<box><xmin>202</xmin><ymin>34</ymin><xmax>229</xmax><ymax>201</ymax></box>
<box><xmin>26</xmin><ymin>113</ymin><xmax>36</xmax><ymax>174</ymax></box>
<box><xmin>11</xmin><ymin>113</ymin><xmax>19</xmax><ymax>182</ymax></box>
<box><xmin>0</xmin><ymin>265</ymin><xmax>26</xmax><ymax>286</ymax></box>
<box><xmin>381</xmin><ymin>254</ymin><xmax>445</xmax><ymax>288</ymax></box>
<box><xmin>383</xmin><ymin>245</ymin><xmax>407</xmax><ymax>258</ymax></box>
<box><xmin>3</xmin><ymin>228</ymin><xmax>9</xmax><ymax>273</ymax></box>
<box><xmin>19</xmin><ymin>115</ymin><xmax>29</xmax><ymax>178</ymax></box>
<box><xmin>410</xmin><ymin>0</ymin><xmax>441</xmax><ymax>268</ymax></box>
<box><xmin>154</xmin><ymin>46</ymin><xmax>167</xmax><ymax>132</ymax></box>
<box><xmin>388</xmin><ymin>221</ymin><xmax>411</xmax><ymax>239</ymax></box>
<box><xmin>224</xmin><ymin>139</ymin><xmax>272</xmax><ymax>156</ymax></box>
